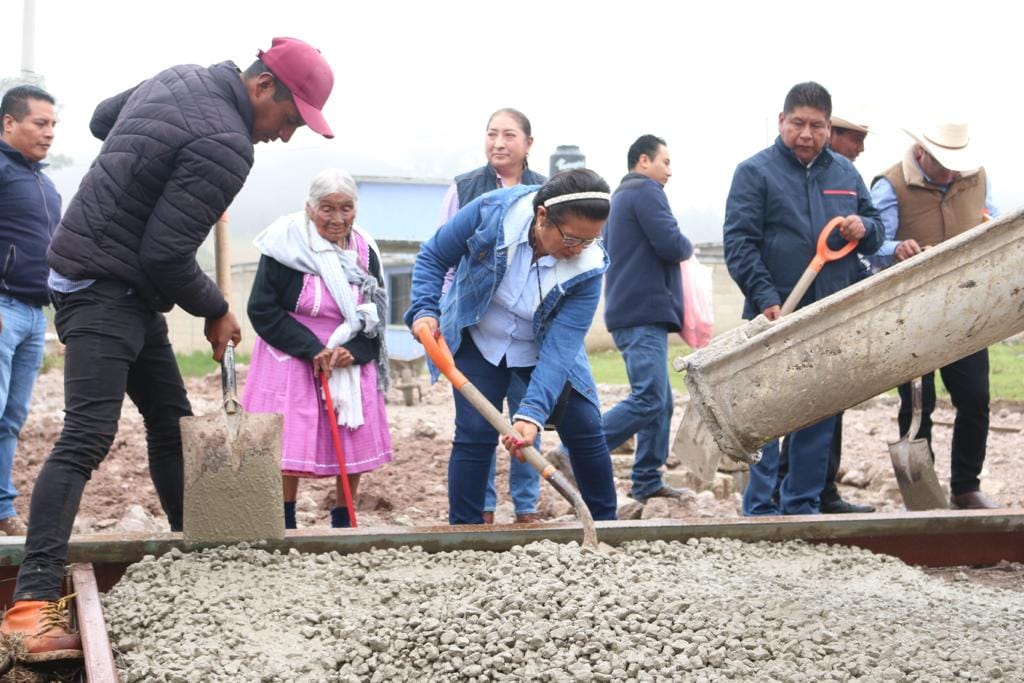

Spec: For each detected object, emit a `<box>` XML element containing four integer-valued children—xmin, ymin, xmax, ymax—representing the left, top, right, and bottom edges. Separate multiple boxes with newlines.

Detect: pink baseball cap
<box><xmin>257</xmin><ymin>37</ymin><xmax>335</xmax><ymax>139</ymax></box>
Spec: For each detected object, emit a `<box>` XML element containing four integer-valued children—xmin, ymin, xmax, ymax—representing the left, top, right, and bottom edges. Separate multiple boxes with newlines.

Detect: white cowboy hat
<box><xmin>831</xmin><ymin>115</ymin><xmax>871</xmax><ymax>135</ymax></box>
<box><xmin>902</xmin><ymin>122</ymin><xmax>980</xmax><ymax>172</ymax></box>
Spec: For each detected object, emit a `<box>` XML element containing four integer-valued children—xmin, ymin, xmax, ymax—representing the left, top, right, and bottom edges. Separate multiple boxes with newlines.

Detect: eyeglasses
<box><xmin>548</xmin><ymin>220</ymin><xmax>601</xmax><ymax>248</ymax></box>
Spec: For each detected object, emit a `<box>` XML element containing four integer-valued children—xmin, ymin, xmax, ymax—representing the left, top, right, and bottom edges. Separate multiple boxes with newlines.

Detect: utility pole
<box><xmin>20</xmin><ymin>0</ymin><xmax>40</xmax><ymax>85</ymax></box>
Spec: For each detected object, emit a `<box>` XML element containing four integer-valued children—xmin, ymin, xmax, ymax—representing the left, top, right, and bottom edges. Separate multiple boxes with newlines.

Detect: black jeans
<box><xmin>897</xmin><ymin>349</ymin><xmax>989</xmax><ymax>496</ymax></box>
<box><xmin>15</xmin><ymin>281</ymin><xmax>191</xmax><ymax>601</ymax></box>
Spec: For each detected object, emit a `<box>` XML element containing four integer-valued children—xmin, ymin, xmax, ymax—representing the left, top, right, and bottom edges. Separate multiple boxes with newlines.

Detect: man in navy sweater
<box><xmin>724</xmin><ymin>82</ymin><xmax>882</xmax><ymax>515</ymax></box>
<box><xmin>602</xmin><ymin>135</ymin><xmax>693</xmax><ymax>501</ymax></box>
<box><xmin>0</xmin><ymin>85</ymin><xmax>61</xmax><ymax>537</ymax></box>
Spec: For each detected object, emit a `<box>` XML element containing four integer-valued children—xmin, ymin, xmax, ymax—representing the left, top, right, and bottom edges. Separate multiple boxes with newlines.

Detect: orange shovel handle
<box><xmin>778</xmin><ymin>217</ymin><xmax>861</xmax><ymax>317</ymax></box>
<box><xmin>414</xmin><ymin>323</ymin><xmax>468</xmax><ymax>389</ymax></box>
<box><xmin>809</xmin><ymin>216</ymin><xmax>859</xmax><ymax>272</ymax></box>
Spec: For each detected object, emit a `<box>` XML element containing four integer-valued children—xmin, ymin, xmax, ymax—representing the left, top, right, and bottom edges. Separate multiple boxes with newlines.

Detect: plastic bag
<box><xmin>680</xmin><ymin>255</ymin><xmax>714</xmax><ymax>349</ymax></box>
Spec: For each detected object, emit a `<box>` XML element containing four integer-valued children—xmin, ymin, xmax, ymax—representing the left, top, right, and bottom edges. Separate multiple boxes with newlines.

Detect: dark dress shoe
<box><xmin>634</xmin><ymin>484</ymin><xmax>690</xmax><ymax>502</ymax></box>
<box><xmin>950</xmin><ymin>491</ymin><xmax>1000</xmax><ymax>510</ymax></box>
<box><xmin>820</xmin><ymin>498</ymin><xmax>875</xmax><ymax>514</ymax></box>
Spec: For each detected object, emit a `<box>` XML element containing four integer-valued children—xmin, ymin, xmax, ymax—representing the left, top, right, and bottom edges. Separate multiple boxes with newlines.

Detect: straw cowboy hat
<box><xmin>902</xmin><ymin>122</ymin><xmax>980</xmax><ymax>172</ymax></box>
<box><xmin>830</xmin><ymin>115</ymin><xmax>871</xmax><ymax>135</ymax></box>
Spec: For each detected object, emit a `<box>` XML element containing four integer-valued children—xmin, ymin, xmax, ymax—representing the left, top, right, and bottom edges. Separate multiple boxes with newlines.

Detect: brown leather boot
<box><xmin>0</xmin><ymin>597</ymin><xmax>83</xmax><ymax>663</ymax></box>
<box><xmin>515</xmin><ymin>513</ymin><xmax>541</xmax><ymax>524</ymax></box>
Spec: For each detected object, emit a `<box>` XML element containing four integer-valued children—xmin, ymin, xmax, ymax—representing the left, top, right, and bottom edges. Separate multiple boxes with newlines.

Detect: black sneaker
<box><xmin>820</xmin><ymin>498</ymin><xmax>875</xmax><ymax>514</ymax></box>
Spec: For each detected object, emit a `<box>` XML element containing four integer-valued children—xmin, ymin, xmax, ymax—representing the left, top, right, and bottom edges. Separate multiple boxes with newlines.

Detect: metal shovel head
<box><xmin>888</xmin><ymin>436</ymin><xmax>946</xmax><ymax>511</ymax></box>
<box><xmin>181</xmin><ymin>408</ymin><xmax>285</xmax><ymax>544</ymax></box>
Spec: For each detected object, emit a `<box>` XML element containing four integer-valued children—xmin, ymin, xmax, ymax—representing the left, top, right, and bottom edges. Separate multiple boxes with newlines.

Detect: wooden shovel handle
<box><xmin>214</xmin><ymin>213</ymin><xmax>231</xmax><ymax>296</ymax></box>
<box><xmin>414</xmin><ymin>326</ymin><xmax>553</xmax><ymax>475</ymax></box>
<box><xmin>415</xmin><ymin>325</ymin><xmax>598</xmax><ymax>547</ymax></box>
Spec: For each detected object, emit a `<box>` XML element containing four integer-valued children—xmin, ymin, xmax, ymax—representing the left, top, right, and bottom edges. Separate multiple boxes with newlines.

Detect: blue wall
<box><xmin>357</xmin><ymin>180</ymin><xmax>449</xmax><ymax>242</ymax></box>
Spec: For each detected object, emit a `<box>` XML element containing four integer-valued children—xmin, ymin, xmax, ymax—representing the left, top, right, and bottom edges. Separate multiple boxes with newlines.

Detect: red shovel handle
<box><xmin>414</xmin><ymin>322</ymin><xmax>468</xmax><ymax>389</ymax></box>
<box><xmin>320</xmin><ymin>372</ymin><xmax>358</xmax><ymax>528</ymax></box>
<box><xmin>809</xmin><ymin>216</ymin><xmax>859</xmax><ymax>272</ymax></box>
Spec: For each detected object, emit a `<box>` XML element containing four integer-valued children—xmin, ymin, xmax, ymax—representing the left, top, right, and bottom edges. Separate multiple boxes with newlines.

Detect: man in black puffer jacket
<box><xmin>0</xmin><ymin>37</ymin><xmax>335</xmax><ymax>662</ymax></box>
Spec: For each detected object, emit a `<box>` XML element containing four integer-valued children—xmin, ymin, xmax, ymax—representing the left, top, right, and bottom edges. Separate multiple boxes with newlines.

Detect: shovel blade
<box><xmin>671</xmin><ymin>403</ymin><xmax>725</xmax><ymax>487</ymax></box>
<box><xmin>181</xmin><ymin>409</ymin><xmax>285</xmax><ymax>544</ymax></box>
<box><xmin>888</xmin><ymin>438</ymin><xmax>947</xmax><ymax>511</ymax></box>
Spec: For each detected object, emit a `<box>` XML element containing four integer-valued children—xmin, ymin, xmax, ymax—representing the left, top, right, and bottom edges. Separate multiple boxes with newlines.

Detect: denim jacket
<box><xmin>405</xmin><ymin>185</ymin><xmax>608</xmax><ymax>426</ymax></box>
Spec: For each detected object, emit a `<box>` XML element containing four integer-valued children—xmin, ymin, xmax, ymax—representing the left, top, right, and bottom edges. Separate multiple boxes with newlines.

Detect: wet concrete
<box><xmin>103</xmin><ymin>538</ymin><xmax>1024</xmax><ymax>681</ymax></box>
<box><xmin>180</xmin><ymin>410</ymin><xmax>284</xmax><ymax>544</ymax></box>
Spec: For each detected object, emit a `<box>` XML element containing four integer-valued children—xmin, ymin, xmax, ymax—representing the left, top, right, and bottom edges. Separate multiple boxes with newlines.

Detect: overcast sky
<box><xmin>3</xmin><ymin>0</ymin><xmax>1019</xmax><ymax>243</ymax></box>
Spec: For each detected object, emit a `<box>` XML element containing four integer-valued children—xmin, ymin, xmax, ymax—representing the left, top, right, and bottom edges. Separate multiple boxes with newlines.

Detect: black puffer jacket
<box><xmin>48</xmin><ymin>61</ymin><xmax>255</xmax><ymax>317</ymax></box>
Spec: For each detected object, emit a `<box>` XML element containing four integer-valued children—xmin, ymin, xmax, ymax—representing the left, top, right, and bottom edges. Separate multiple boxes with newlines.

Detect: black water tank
<box><xmin>549</xmin><ymin>145</ymin><xmax>586</xmax><ymax>176</ymax></box>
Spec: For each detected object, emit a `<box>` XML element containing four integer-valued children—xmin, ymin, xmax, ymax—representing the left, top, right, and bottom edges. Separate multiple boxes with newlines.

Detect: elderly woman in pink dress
<box><xmin>243</xmin><ymin>169</ymin><xmax>392</xmax><ymax>529</ymax></box>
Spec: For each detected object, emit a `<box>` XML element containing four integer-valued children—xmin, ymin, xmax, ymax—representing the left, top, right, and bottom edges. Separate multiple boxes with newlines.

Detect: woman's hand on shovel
<box><xmin>313</xmin><ymin>347</ymin><xmax>354</xmax><ymax>376</ymax></box>
<box><xmin>411</xmin><ymin>316</ymin><xmax>440</xmax><ymax>342</ymax></box>
<box><xmin>502</xmin><ymin>420</ymin><xmax>539</xmax><ymax>463</ymax></box>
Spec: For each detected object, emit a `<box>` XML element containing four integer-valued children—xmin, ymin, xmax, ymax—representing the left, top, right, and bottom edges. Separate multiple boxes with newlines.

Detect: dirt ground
<box><xmin>11</xmin><ymin>363</ymin><xmax>1024</xmax><ymax>589</ymax></box>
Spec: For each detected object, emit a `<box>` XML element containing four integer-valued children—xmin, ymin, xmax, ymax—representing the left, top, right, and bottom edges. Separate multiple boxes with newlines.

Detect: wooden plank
<box><xmin>70</xmin><ymin>563</ymin><xmax>119</xmax><ymax>683</ymax></box>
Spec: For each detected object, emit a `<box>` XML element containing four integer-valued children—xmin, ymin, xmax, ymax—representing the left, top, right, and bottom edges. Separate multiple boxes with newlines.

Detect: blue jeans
<box><xmin>449</xmin><ymin>335</ymin><xmax>617</xmax><ymax>524</ymax></box>
<box><xmin>602</xmin><ymin>325</ymin><xmax>672</xmax><ymax>499</ymax></box>
<box><xmin>743</xmin><ymin>415</ymin><xmax>836</xmax><ymax>515</ymax></box>
<box><xmin>0</xmin><ymin>295</ymin><xmax>46</xmax><ymax>520</ymax></box>
<box><xmin>483</xmin><ymin>373</ymin><xmax>541</xmax><ymax>514</ymax></box>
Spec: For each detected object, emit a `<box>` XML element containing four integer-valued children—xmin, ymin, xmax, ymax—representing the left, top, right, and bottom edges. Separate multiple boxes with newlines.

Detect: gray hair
<box><xmin>306</xmin><ymin>169</ymin><xmax>359</xmax><ymax>209</ymax></box>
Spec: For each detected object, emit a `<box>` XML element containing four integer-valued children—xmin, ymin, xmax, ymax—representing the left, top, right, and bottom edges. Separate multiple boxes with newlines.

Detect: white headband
<box><xmin>543</xmin><ymin>191</ymin><xmax>611</xmax><ymax>208</ymax></box>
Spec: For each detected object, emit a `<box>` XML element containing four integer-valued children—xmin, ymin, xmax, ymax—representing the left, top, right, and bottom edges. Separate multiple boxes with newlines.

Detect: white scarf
<box><xmin>254</xmin><ymin>211</ymin><xmax>382</xmax><ymax>428</ymax></box>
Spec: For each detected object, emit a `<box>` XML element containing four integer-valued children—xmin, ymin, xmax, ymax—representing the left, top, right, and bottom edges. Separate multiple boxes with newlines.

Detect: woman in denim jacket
<box><xmin>406</xmin><ymin>169</ymin><xmax>618</xmax><ymax>524</ymax></box>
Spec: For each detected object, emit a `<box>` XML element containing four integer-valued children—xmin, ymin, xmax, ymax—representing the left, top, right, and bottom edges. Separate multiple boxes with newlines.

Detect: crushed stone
<box><xmin>101</xmin><ymin>539</ymin><xmax>1024</xmax><ymax>682</ymax></box>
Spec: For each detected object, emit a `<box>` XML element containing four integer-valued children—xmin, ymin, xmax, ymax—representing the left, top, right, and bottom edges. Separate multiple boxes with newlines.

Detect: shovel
<box><xmin>888</xmin><ymin>377</ymin><xmax>947</xmax><ymax>510</ymax></box>
<box><xmin>320</xmin><ymin>372</ymin><xmax>358</xmax><ymax>528</ymax></box>
<box><xmin>672</xmin><ymin>217</ymin><xmax>856</xmax><ymax>486</ymax></box>
<box><xmin>415</xmin><ymin>325</ymin><xmax>599</xmax><ymax>549</ymax></box>
<box><xmin>180</xmin><ymin>215</ymin><xmax>285</xmax><ymax>544</ymax></box>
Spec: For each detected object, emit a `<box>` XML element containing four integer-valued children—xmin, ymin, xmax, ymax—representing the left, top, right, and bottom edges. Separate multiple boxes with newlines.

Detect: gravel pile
<box><xmin>102</xmin><ymin>539</ymin><xmax>1024</xmax><ymax>682</ymax></box>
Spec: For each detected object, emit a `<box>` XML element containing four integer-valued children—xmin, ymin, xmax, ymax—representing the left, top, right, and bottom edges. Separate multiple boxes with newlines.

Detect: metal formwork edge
<box><xmin>70</xmin><ymin>563</ymin><xmax>119</xmax><ymax>683</ymax></box>
<box><xmin>0</xmin><ymin>511</ymin><xmax>1019</xmax><ymax>572</ymax></box>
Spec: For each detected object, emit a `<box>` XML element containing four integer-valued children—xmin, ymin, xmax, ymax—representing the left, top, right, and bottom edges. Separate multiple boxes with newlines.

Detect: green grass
<box><xmin>42</xmin><ymin>342</ymin><xmax>1024</xmax><ymax>398</ymax></box>
<box><xmin>176</xmin><ymin>350</ymin><xmax>252</xmax><ymax>377</ymax></box>
<box><xmin>588</xmin><ymin>341</ymin><xmax>1024</xmax><ymax>401</ymax></box>
<box><xmin>949</xmin><ymin>342</ymin><xmax>1024</xmax><ymax>401</ymax></box>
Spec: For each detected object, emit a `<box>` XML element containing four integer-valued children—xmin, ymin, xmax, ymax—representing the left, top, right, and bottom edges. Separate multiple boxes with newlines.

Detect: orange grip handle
<box><xmin>809</xmin><ymin>216</ymin><xmax>859</xmax><ymax>272</ymax></box>
<box><xmin>414</xmin><ymin>323</ymin><xmax>468</xmax><ymax>389</ymax></box>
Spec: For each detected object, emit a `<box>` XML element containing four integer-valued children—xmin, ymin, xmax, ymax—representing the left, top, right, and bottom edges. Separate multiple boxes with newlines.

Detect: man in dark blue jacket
<box><xmin>0</xmin><ymin>85</ymin><xmax>60</xmax><ymax>538</ymax></box>
<box><xmin>724</xmin><ymin>82</ymin><xmax>882</xmax><ymax>516</ymax></box>
<box><xmin>602</xmin><ymin>135</ymin><xmax>693</xmax><ymax>501</ymax></box>
<box><xmin>0</xmin><ymin>38</ymin><xmax>335</xmax><ymax>663</ymax></box>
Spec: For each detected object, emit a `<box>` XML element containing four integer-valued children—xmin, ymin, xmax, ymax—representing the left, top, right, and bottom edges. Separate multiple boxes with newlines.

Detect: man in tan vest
<box><xmin>869</xmin><ymin>122</ymin><xmax>998</xmax><ymax>510</ymax></box>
